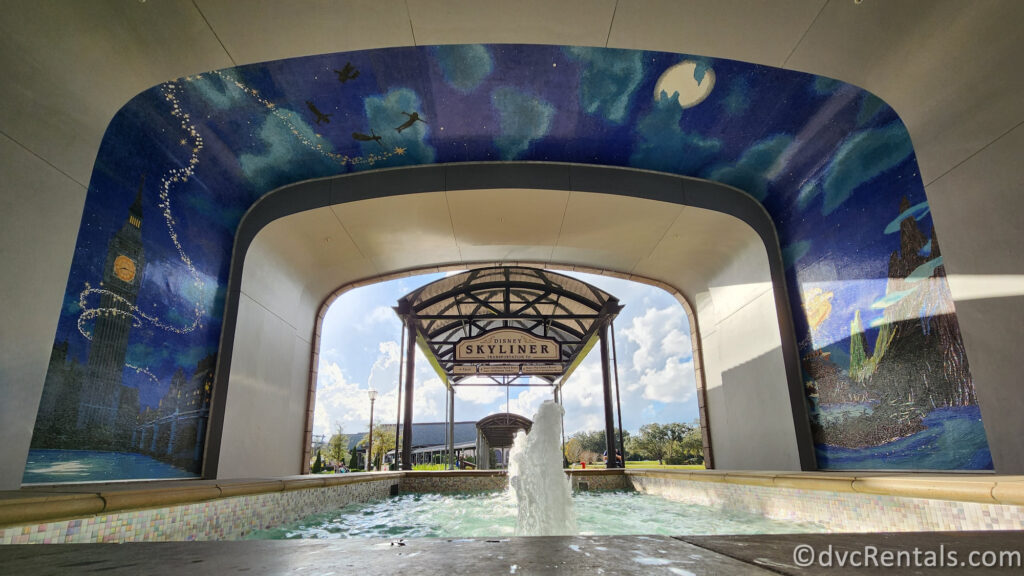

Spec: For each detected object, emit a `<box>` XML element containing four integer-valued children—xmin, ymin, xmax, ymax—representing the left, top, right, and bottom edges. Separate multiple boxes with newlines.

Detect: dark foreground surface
<box><xmin>2</xmin><ymin>532</ymin><xmax>1023</xmax><ymax>575</ymax></box>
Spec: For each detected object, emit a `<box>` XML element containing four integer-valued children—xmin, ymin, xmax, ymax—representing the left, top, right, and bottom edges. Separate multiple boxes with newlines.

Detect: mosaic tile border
<box><xmin>568</xmin><ymin>472</ymin><xmax>630</xmax><ymax>492</ymax></box>
<box><xmin>0</xmin><ymin>478</ymin><xmax>396</xmax><ymax>544</ymax></box>
<box><xmin>6</xmin><ymin>471</ymin><xmax>1024</xmax><ymax>543</ymax></box>
<box><xmin>627</xmin><ymin>475</ymin><xmax>1024</xmax><ymax>532</ymax></box>
<box><xmin>401</xmin><ymin>474</ymin><xmax>508</xmax><ymax>493</ymax></box>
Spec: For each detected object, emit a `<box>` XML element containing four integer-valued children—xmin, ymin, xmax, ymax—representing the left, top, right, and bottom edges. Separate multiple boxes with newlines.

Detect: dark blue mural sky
<box><xmin>33</xmin><ymin>44</ymin><xmax>990</xmax><ymax>480</ymax></box>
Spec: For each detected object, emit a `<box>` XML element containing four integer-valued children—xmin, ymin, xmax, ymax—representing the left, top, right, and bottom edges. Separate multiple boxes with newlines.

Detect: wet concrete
<box><xmin>1</xmin><ymin>532</ymin><xmax>1022</xmax><ymax>575</ymax></box>
<box><xmin>680</xmin><ymin>531</ymin><xmax>1024</xmax><ymax>574</ymax></box>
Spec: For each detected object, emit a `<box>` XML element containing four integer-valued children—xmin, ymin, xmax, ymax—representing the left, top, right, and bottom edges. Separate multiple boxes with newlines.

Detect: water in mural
<box><xmin>28</xmin><ymin>44</ymin><xmax>989</xmax><ymax>482</ymax></box>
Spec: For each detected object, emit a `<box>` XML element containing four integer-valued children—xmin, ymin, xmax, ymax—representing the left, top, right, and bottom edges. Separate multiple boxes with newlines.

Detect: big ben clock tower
<box><xmin>78</xmin><ymin>178</ymin><xmax>146</xmax><ymax>437</ymax></box>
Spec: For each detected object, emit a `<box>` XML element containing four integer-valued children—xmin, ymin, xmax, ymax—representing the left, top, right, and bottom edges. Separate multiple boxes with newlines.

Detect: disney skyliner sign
<box><xmin>452</xmin><ymin>328</ymin><xmax>563</xmax><ymax>376</ymax></box>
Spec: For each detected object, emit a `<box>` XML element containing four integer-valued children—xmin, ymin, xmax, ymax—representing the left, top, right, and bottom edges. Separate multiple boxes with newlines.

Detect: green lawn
<box><xmin>412</xmin><ymin>463</ymin><xmax>448</xmax><ymax>471</ymax></box>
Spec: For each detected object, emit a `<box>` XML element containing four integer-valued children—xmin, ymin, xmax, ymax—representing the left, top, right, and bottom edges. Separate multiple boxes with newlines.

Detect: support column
<box><xmin>599</xmin><ymin>323</ymin><xmax>619</xmax><ymax>469</ymax></box>
<box><xmin>611</xmin><ymin>321</ymin><xmax>626</xmax><ymax>466</ymax></box>
<box><xmin>448</xmin><ymin>385</ymin><xmax>455</xmax><ymax>469</ymax></box>
<box><xmin>443</xmin><ymin>380</ymin><xmax>450</xmax><ymax>468</ymax></box>
<box><xmin>393</xmin><ymin>325</ymin><xmax>405</xmax><ymax>470</ymax></box>
<box><xmin>401</xmin><ymin>316</ymin><xmax>416</xmax><ymax>470</ymax></box>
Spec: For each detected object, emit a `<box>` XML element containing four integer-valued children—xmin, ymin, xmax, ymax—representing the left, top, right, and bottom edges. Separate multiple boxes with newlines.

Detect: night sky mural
<box><xmin>25</xmin><ymin>44</ymin><xmax>991</xmax><ymax>482</ymax></box>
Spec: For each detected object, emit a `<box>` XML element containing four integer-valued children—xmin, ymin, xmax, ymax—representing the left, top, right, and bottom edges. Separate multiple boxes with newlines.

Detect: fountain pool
<box><xmin>245</xmin><ymin>402</ymin><xmax>822</xmax><ymax>541</ymax></box>
<box><xmin>245</xmin><ymin>490</ymin><xmax>827</xmax><ymax>540</ymax></box>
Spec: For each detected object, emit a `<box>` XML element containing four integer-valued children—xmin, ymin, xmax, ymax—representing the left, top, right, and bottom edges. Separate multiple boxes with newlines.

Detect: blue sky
<box><xmin>312</xmin><ymin>271</ymin><xmax>699</xmax><ymax>438</ymax></box>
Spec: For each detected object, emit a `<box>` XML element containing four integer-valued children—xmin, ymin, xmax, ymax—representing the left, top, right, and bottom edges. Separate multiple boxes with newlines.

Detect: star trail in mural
<box><xmin>26</xmin><ymin>44</ymin><xmax>991</xmax><ymax>482</ymax></box>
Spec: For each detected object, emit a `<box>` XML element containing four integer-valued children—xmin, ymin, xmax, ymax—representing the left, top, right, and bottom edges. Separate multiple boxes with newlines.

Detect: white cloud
<box><xmin>560</xmin><ymin>362</ymin><xmax>604</xmax><ymax>409</ymax></box>
<box><xmin>367</xmin><ymin>340</ymin><xmax>400</xmax><ymax>391</ymax></box>
<box><xmin>506</xmin><ymin>386</ymin><xmax>555</xmax><ymax>418</ymax></box>
<box><xmin>453</xmin><ymin>380</ymin><xmax>506</xmax><ymax>405</ymax></box>
<box><xmin>313</xmin><ymin>344</ymin><xmax>405</xmax><ymax>438</ymax></box>
<box><xmin>413</xmin><ymin>377</ymin><xmax>447</xmax><ymax>421</ymax></box>
<box><xmin>363</xmin><ymin>306</ymin><xmax>398</xmax><ymax>326</ymax></box>
<box><xmin>638</xmin><ymin>357</ymin><xmax>696</xmax><ymax>403</ymax></box>
<box><xmin>313</xmin><ymin>361</ymin><xmax>368</xmax><ymax>438</ymax></box>
<box><xmin>623</xmin><ymin>305</ymin><xmax>693</xmax><ymax>371</ymax></box>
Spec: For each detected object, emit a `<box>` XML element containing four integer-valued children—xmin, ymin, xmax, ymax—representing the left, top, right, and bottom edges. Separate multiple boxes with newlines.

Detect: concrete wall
<box><xmin>0</xmin><ymin>134</ymin><xmax>87</xmax><ymax>489</ymax></box>
<box><xmin>215</xmin><ymin>220</ymin><xmax>320</xmax><ymax>478</ymax></box>
<box><xmin>211</xmin><ymin>170</ymin><xmax>803</xmax><ymax>478</ymax></box>
<box><xmin>696</xmin><ymin>238</ymin><xmax>802</xmax><ymax>471</ymax></box>
<box><xmin>925</xmin><ymin>124</ymin><xmax>1024</xmax><ymax>473</ymax></box>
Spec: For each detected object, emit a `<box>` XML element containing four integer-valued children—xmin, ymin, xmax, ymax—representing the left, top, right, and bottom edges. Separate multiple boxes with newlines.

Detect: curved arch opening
<box><xmin>210</xmin><ymin>163</ymin><xmax>811</xmax><ymax>478</ymax></box>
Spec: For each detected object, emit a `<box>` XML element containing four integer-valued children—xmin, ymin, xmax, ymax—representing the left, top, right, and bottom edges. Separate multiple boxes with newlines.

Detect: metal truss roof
<box><xmin>396</xmin><ymin>266</ymin><xmax>621</xmax><ymax>387</ymax></box>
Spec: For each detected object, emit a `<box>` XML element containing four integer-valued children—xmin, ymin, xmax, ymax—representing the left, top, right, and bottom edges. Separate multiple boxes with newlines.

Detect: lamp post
<box><xmin>366</xmin><ymin>388</ymin><xmax>378</xmax><ymax>472</ymax></box>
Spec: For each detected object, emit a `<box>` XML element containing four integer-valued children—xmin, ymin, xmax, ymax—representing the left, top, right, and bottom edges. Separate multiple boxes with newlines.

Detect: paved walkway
<box><xmin>3</xmin><ymin>532</ymin><xmax>1023</xmax><ymax>575</ymax></box>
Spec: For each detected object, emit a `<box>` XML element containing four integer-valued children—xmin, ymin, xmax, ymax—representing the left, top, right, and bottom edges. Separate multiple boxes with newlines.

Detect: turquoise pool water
<box><xmin>22</xmin><ymin>449</ymin><xmax>196</xmax><ymax>483</ymax></box>
<box><xmin>246</xmin><ymin>490</ymin><xmax>827</xmax><ymax>539</ymax></box>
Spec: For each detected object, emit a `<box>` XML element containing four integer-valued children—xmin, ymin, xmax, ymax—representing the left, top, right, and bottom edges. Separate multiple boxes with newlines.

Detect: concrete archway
<box><xmin>209</xmin><ymin>163</ymin><xmax>813</xmax><ymax>478</ymax></box>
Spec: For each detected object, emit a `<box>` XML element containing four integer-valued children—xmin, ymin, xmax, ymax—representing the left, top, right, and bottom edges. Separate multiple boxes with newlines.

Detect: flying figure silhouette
<box><xmin>334</xmin><ymin>62</ymin><xmax>360</xmax><ymax>83</ymax></box>
<box><xmin>305</xmin><ymin>100</ymin><xmax>332</xmax><ymax>125</ymax></box>
<box><xmin>395</xmin><ymin>111</ymin><xmax>426</xmax><ymax>133</ymax></box>
<box><xmin>352</xmin><ymin>129</ymin><xmax>386</xmax><ymax>149</ymax></box>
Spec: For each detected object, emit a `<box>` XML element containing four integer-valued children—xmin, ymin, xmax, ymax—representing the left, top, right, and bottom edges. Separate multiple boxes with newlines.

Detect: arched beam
<box><xmin>204</xmin><ymin>162</ymin><xmax>814</xmax><ymax>477</ymax></box>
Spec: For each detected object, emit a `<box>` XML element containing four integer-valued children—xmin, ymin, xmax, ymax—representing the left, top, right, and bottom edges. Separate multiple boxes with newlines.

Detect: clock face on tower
<box><xmin>113</xmin><ymin>254</ymin><xmax>136</xmax><ymax>283</ymax></box>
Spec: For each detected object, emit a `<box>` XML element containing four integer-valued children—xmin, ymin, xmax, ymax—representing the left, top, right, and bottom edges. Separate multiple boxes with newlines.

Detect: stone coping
<box><xmin>627</xmin><ymin>469</ymin><xmax>1024</xmax><ymax>506</ymax></box>
<box><xmin>4</xmin><ymin>469</ymin><xmax>1022</xmax><ymax>528</ymax></box>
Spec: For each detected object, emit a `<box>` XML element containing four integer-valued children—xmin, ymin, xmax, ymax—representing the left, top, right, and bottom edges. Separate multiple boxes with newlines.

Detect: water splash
<box><xmin>507</xmin><ymin>400</ymin><xmax>577</xmax><ymax>536</ymax></box>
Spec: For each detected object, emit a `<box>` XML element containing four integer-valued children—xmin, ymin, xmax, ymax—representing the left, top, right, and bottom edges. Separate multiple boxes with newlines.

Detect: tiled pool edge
<box><xmin>0</xmin><ymin>477</ymin><xmax>399</xmax><ymax>544</ymax></box>
<box><xmin>5</xmin><ymin>470</ymin><xmax>1024</xmax><ymax>543</ymax></box>
<box><xmin>627</xmin><ymin>471</ymin><xmax>1024</xmax><ymax>532</ymax></box>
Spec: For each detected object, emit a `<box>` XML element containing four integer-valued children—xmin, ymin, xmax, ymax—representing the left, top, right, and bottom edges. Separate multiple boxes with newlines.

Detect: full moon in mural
<box><xmin>654</xmin><ymin>60</ymin><xmax>716</xmax><ymax>108</ymax></box>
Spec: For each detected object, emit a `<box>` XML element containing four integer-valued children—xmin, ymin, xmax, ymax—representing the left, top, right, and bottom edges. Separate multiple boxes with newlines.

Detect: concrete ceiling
<box><xmin>244</xmin><ymin>189</ymin><xmax>764</xmax><ymax>306</ymax></box>
<box><xmin>1</xmin><ymin>0</ymin><xmax>1020</xmax><ymax>194</ymax></box>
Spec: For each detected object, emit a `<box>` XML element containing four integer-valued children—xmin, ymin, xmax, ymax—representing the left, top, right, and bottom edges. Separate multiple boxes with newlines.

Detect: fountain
<box><xmin>507</xmin><ymin>400</ymin><xmax>578</xmax><ymax>536</ymax></box>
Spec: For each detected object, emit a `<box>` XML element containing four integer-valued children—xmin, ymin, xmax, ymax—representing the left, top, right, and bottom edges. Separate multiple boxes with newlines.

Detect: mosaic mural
<box><xmin>27</xmin><ymin>45</ymin><xmax>991</xmax><ymax>481</ymax></box>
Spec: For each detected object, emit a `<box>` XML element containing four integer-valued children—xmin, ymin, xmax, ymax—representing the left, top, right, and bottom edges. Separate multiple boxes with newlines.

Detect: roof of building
<box><xmin>396</xmin><ymin>266</ymin><xmax>621</xmax><ymax>385</ymax></box>
<box><xmin>344</xmin><ymin>421</ymin><xmax>478</xmax><ymax>451</ymax></box>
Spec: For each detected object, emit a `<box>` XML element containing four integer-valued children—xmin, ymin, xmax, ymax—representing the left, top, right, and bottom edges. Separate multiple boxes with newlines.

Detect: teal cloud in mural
<box><xmin>706</xmin><ymin>134</ymin><xmax>793</xmax><ymax>201</ymax></box>
<box><xmin>564</xmin><ymin>47</ymin><xmax>643</xmax><ymax>124</ymax></box>
<box><xmin>871</xmin><ymin>286</ymin><xmax>919</xmax><ymax>309</ymax></box>
<box><xmin>183</xmin><ymin>192</ymin><xmax>246</xmax><ymax>233</ymax></box>
<box><xmin>856</xmin><ymin>92</ymin><xmax>887</xmax><ymax>127</ymax></box>
<box><xmin>435</xmin><ymin>45</ymin><xmax>494</xmax><ymax>93</ymax></box>
<box><xmin>631</xmin><ymin>92</ymin><xmax>721</xmax><ymax>174</ymax></box>
<box><xmin>491</xmin><ymin>87</ymin><xmax>555</xmax><ymax>160</ymax></box>
<box><xmin>906</xmin><ymin>256</ymin><xmax>944</xmax><ymax>283</ymax></box>
<box><xmin>188</xmin><ymin>71</ymin><xmax>248</xmax><ymax>110</ymax></box>
<box><xmin>812</xmin><ymin>76</ymin><xmax>844</xmax><ymax>96</ymax></box>
<box><xmin>126</xmin><ymin>342</ymin><xmax>215</xmax><ymax>377</ymax></box>
<box><xmin>362</xmin><ymin>88</ymin><xmax>436</xmax><ymax>167</ymax></box>
<box><xmin>822</xmin><ymin>122</ymin><xmax>915</xmax><ymax>215</ymax></box>
<box><xmin>884</xmin><ymin>200</ymin><xmax>930</xmax><ymax>234</ymax></box>
<box><xmin>796</xmin><ymin>179</ymin><xmax>821</xmax><ymax>211</ymax></box>
<box><xmin>238</xmin><ymin>108</ymin><xmax>338</xmax><ymax>190</ymax></box>
<box><xmin>722</xmin><ymin>77</ymin><xmax>751</xmax><ymax>115</ymax></box>
<box><xmin>783</xmin><ymin>240</ymin><xmax>812</xmax><ymax>269</ymax></box>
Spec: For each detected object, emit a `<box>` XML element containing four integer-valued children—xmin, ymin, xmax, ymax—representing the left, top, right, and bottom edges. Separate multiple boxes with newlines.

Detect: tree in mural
<box><xmin>807</xmin><ymin>197</ymin><xmax>979</xmax><ymax>451</ymax></box>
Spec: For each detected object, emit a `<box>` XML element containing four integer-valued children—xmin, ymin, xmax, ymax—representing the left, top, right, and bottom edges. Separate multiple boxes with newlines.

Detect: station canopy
<box><xmin>395</xmin><ymin>267</ymin><xmax>622</xmax><ymax>387</ymax></box>
<box><xmin>476</xmin><ymin>413</ymin><xmax>533</xmax><ymax>449</ymax></box>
